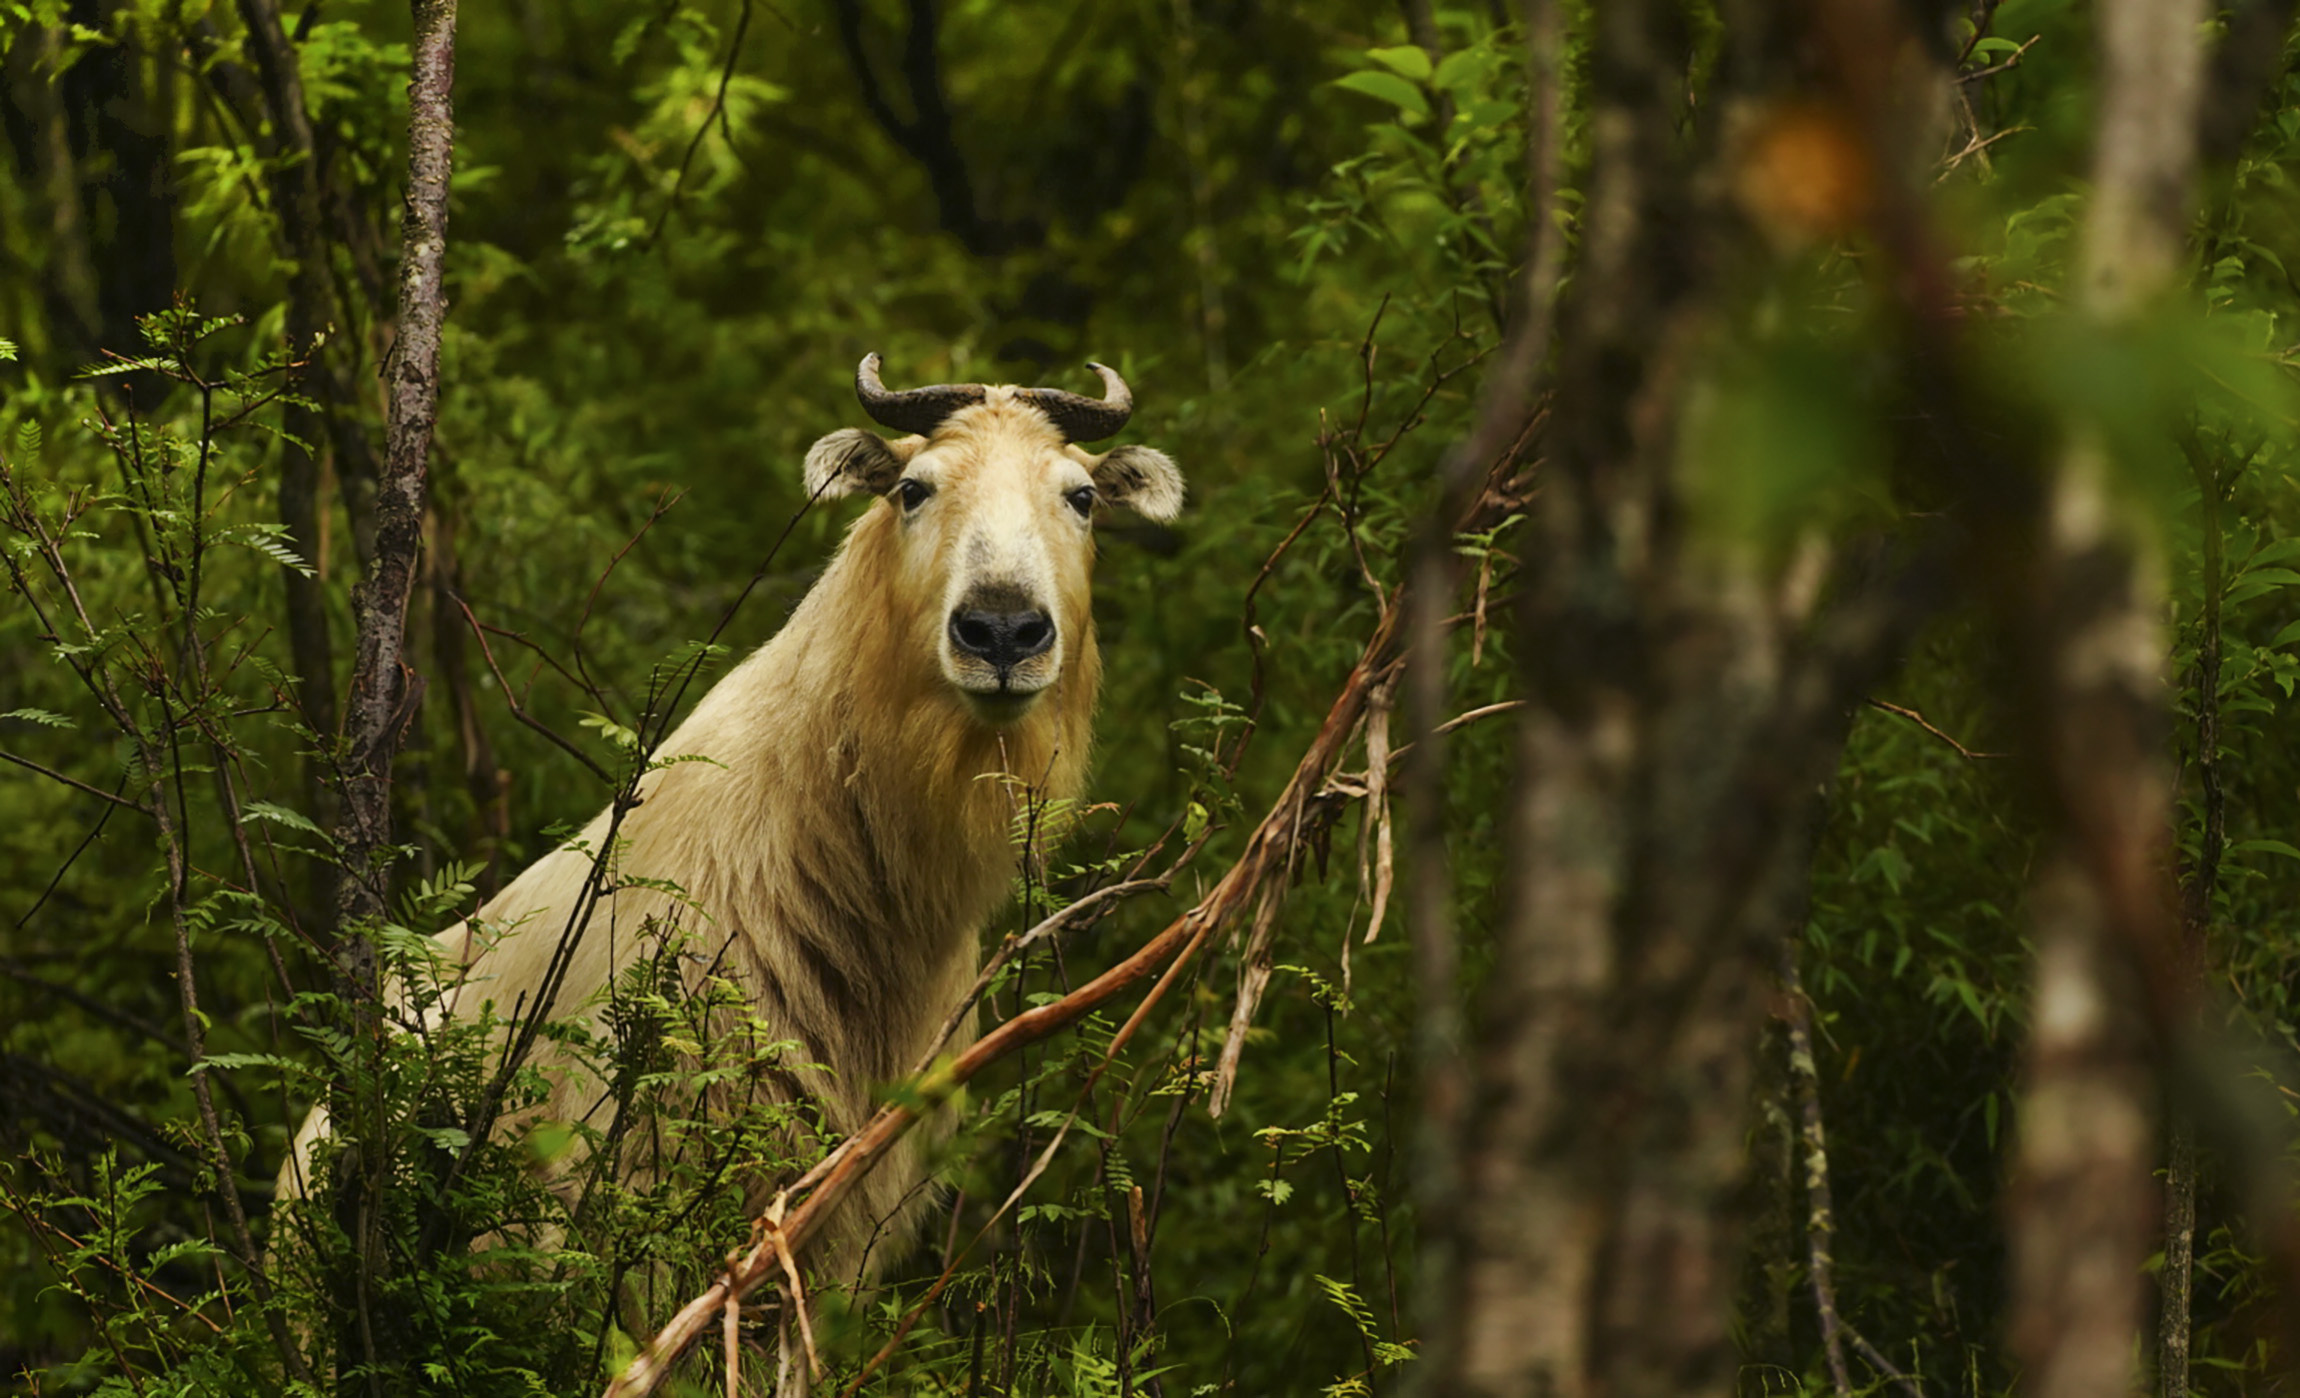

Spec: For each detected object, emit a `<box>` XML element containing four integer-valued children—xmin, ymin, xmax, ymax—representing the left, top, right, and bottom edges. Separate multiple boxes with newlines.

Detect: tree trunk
<box><xmin>325</xmin><ymin>0</ymin><xmax>458</xmax><ymax>1381</ymax></box>
<box><xmin>1429</xmin><ymin>5</ymin><xmax>1945</xmax><ymax>1392</ymax></box>
<box><xmin>2005</xmin><ymin>4</ymin><xmax>2206</xmax><ymax>1395</ymax></box>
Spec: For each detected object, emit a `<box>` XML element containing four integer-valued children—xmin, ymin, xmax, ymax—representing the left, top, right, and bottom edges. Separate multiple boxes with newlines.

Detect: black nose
<box><xmin>949</xmin><ymin>607</ymin><xmax>1056</xmax><ymax>671</ymax></box>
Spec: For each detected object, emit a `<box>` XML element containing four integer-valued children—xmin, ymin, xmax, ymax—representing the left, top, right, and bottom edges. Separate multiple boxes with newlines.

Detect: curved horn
<box><xmin>1015</xmin><ymin>362</ymin><xmax>1134</xmax><ymax>443</ymax></box>
<box><xmin>854</xmin><ymin>353</ymin><xmax>988</xmax><ymax>437</ymax></box>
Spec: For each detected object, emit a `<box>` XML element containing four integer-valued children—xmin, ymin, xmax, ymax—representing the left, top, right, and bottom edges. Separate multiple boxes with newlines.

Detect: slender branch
<box><xmin>1781</xmin><ymin>945</ymin><xmax>1926</xmax><ymax>1398</ymax></box>
<box><xmin>448</xmin><ymin>593</ymin><xmax>616</xmax><ymax>784</ymax></box>
<box><xmin>915</xmin><ymin>876</ymin><xmax>1175</xmax><ymax>1074</ymax></box>
<box><xmin>1780</xmin><ymin>946</ymin><xmax>1853</xmax><ymax>1396</ymax></box>
<box><xmin>1864</xmin><ymin>698</ymin><xmax>2003</xmax><ymax>760</ymax></box>
<box><xmin>0</xmin><ymin>749</ymin><xmax>149</xmax><ymax>814</ymax></box>
<box><xmin>645</xmin><ymin>0</ymin><xmax>754</xmax><ymax>247</ymax></box>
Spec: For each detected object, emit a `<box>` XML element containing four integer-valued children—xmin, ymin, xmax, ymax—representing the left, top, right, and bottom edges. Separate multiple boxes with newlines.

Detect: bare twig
<box><xmin>1936</xmin><ymin>124</ymin><xmax>2034</xmax><ymax>181</ymax></box>
<box><xmin>645</xmin><ymin>0</ymin><xmax>753</xmax><ymax>250</ymax></box>
<box><xmin>1864</xmin><ymin>698</ymin><xmax>2003</xmax><ymax>760</ymax></box>
<box><xmin>1781</xmin><ymin>946</ymin><xmax>1926</xmax><ymax>1398</ymax></box>
<box><xmin>0</xmin><ymin>749</ymin><xmax>148</xmax><ymax>814</ymax></box>
<box><xmin>449</xmin><ymin>593</ymin><xmax>616</xmax><ymax>784</ymax></box>
<box><xmin>915</xmin><ymin>876</ymin><xmax>1175</xmax><ymax>1073</ymax></box>
<box><xmin>721</xmin><ymin>1287</ymin><xmax>740</xmax><ymax>1398</ymax></box>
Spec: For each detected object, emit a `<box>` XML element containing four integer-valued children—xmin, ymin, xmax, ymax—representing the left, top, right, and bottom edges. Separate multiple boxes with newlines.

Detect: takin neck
<box><xmin>647</xmin><ymin>505</ymin><xmax>1097</xmax><ymax>1081</ymax></box>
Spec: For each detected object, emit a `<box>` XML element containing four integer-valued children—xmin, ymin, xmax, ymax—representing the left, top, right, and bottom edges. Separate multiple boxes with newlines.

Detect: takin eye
<box><xmin>1064</xmin><ymin>485</ymin><xmax>1096</xmax><ymax>519</ymax></box>
<box><xmin>895</xmin><ymin>478</ymin><xmax>934</xmax><ymax>513</ymax></box>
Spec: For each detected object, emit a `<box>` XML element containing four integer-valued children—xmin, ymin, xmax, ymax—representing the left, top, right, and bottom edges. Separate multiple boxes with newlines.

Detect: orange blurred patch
<box><xmin>1734</xmin><ymin>102</ymin><xmax>1876</xmax><ymax>248</ymax></box>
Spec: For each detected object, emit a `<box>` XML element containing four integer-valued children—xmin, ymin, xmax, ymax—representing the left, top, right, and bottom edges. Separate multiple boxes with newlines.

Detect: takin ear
<box><xmin>1083</xmin><ymin>444</ymin><xmax>1185</xmax><ymax>522</ymax></box>
<box><xmin>802</xmin><ymin>429</ymin><xmax>922</xmax><ymax>500</ymax></box>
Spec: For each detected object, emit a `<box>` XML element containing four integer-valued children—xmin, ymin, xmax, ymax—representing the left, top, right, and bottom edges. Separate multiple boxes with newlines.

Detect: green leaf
<box><xmin>1364</xmin><ymin>45</ymin><xmax>1431</xmax><ymax>82</ymax></box>
<box><xmin>214</xmin><ymin>523</ymin><xmax>316</xmax><ymax>578</ymax></box>
<box><xmin>1</xmin><ymin>708</ymin><xmax>74</xmax><ymax>728</ymax></box>
<box><xmin>415</xmin><ymin>1125</ymin><xmax>472</xmax><ymax>1153</ymax></box>
<box><xmin>189</xmin><ymin>1052</ymin><xmax>311</xmax><ymax>1077</ymax></box>
<box><xmin>2229</xmin><ymin>838</ymin><xmax>2300</xmax><ymax>861</ymax></box>
<box><xmin>579</xmin><ymin>710</ymin><xmax>641</xmax><ymax>751</ymax></box>
<box><xmin>1431</xmin><ymin>49</ymin><xmax>1486</xmax><ymax>94</ymax></box>
<box><xmin>241</xmin><ymin>800</ymin><xmax>326</xmax><ymax>837</ymax></box>
<box><xmin>1332</xmin><ymin>71</ymin><xmax>1429</xmax><ymax>121</ymax></box>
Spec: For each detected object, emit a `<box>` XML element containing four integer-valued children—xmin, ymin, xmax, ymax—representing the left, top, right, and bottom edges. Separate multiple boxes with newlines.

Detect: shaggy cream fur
<box><xmin>280</xmin><ymin>391</ymin><xmax>1182</xmax><ymax>1281</ymax></box>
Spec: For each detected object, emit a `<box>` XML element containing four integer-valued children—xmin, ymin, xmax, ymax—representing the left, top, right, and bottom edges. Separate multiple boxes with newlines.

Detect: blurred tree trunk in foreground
<box><xmin>1431</xmin><ymin>1</ymin><xmax>2236</xmax><ymax>1394</ymax></box>
<box><xmin>2005</xmin><ymin>2</ymin><xmax>2205</xmax><ymax>1394</ymax></box>
<box><xmin>1430</xmin><ymin>2</ymin><xmax>1946</xmax><ymax>1391</ymax></box>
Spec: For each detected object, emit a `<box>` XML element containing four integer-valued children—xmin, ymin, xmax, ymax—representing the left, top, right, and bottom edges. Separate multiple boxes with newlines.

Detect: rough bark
<box><xmin>2003</xmin><ymin>5</ymin><xmax>2206</xmax><ymax>1397</ymax></box>
<box><xmin>336</xmin><ymin>0</ymin><xmax>458</xmax><ymax>942</ymax></box>
<box><xmin>325</xmin><ymin>0</ymin><xmax>456</xmax><ymax>1382</ymax></box>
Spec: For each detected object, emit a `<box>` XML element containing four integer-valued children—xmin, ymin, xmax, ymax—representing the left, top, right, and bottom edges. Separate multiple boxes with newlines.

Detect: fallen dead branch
<box><xmin>602</xmin><ymin>460</ymin><xmax>1530</xmax><ymax>1398</ymax></box>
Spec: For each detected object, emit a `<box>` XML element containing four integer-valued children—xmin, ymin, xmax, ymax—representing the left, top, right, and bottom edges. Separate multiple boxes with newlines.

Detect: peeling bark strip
<box><xmin>2006</xmin><ymin>3</ymin><xmax>2205</xmax><ymax>1395</ymax></box>
<box><xmin>336</xmin><ymin>0</ymin><xmax>458</xmax><ymax>944</ymax></box>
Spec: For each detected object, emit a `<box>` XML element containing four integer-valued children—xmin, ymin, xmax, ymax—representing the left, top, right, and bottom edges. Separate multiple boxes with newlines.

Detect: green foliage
<box><xmin>14</xmin><ymin>1</ymin><xmax>2300</xmax><ymax>1396</ymax></box>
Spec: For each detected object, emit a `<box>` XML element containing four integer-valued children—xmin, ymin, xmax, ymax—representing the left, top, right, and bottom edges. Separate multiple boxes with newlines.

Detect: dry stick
<box><xmin>1863</xmin><ymin>698</ymin><xmax>2003</xmax><ymax>761</ymax></box>
<box><xmin>0</xmin><ymin>748</ymin><xmax>149</xmax><ymax>813</ymax></box>
<box><xmin>1780</xmin><ymin>947</ymin><xmax>1924</xmax><ymax>1398</ymax></box>
<box><xmin>914</xmin><ymin>876</ymin><xmax>1176</xmax><ymax>1072</ymax></box>
<box><xmin>722</xmin><ymin>1290</ymin><xmax>741</xmax><ymax>1398</ymax></box>
<box><xmin>606</xmin><ymin>466</ymin><xmax>1523</xmax><ymax>1397</ymax></box>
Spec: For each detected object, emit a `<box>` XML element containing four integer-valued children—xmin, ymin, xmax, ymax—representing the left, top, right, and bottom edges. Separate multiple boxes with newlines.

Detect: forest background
<box><xmin>7</xmin><ymin>0</ymin><xmax>2300</xmax><ymax>1395</ymax></box>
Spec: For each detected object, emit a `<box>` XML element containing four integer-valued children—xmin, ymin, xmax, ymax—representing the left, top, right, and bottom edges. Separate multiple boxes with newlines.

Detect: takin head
<box><xmin>801</xmin><ymin>354</ymin><xmax>1184</xmax><ymax>726</ymax></box>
